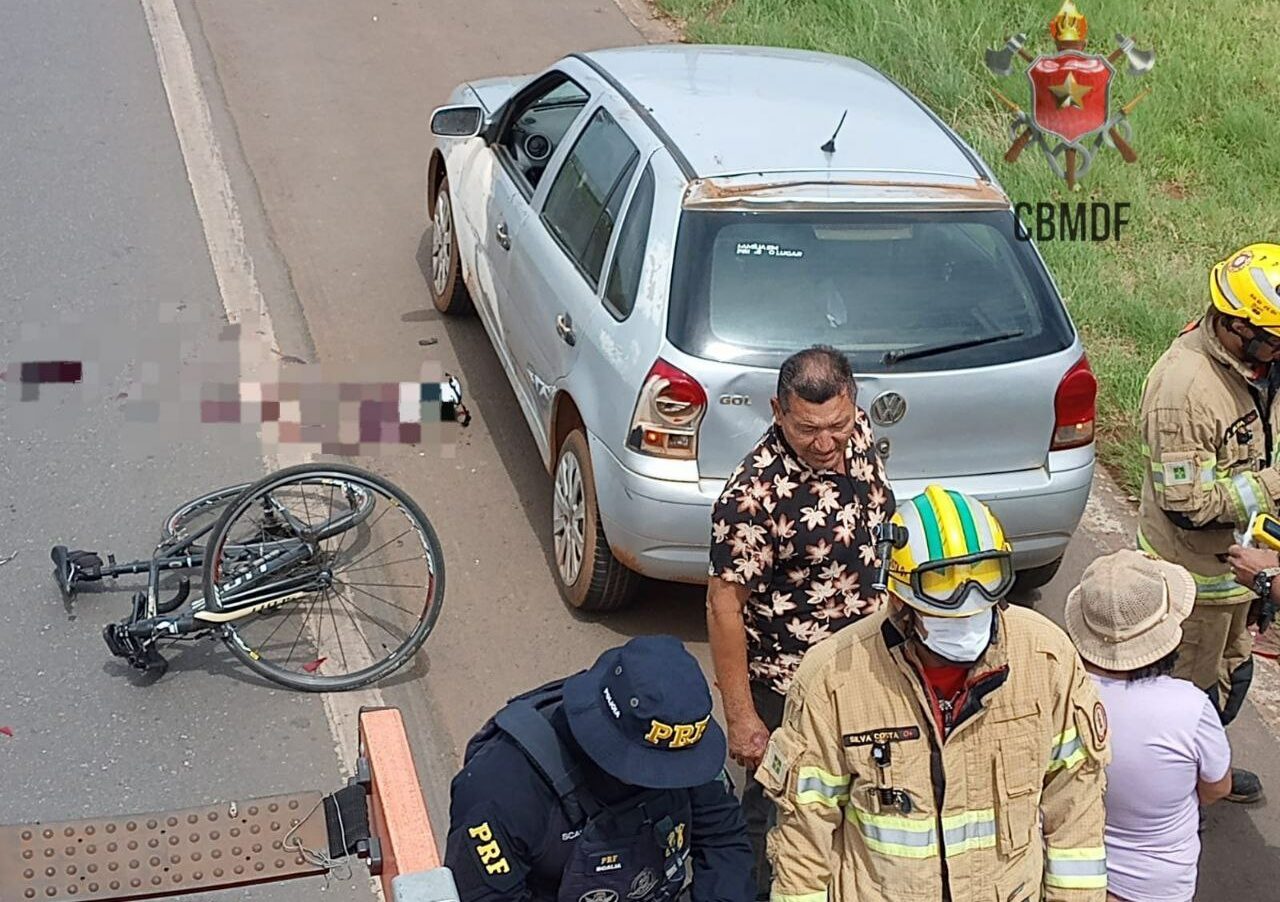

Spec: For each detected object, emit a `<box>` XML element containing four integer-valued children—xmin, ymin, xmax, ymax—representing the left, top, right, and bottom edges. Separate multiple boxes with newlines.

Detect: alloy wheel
<box><xmin>552</xmin><ymin>451</ymin><xmax>586</xmax><ymax>587</ymax></box>
<box><xmin>431</xmin><ymin>189</ymin><xmax>453</xmax><ymax>296</ymax></box>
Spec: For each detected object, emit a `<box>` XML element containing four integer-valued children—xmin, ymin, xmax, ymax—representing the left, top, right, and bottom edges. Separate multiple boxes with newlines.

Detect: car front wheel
<box><xmin>552</xmin><ymin>429</ymin><xmax>639</xmax><ymax>612</ymax></box>
<box><xmin>428</xmin><ymin>173</ymin><xmax>474</xmax><ymax>316</ymax></box>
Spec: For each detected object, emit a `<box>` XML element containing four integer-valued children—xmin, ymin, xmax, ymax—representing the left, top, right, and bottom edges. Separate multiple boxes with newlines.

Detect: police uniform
<box><xmin>444</xmin><ymin>636</ymin><xmax>754</xmax><ymax>902</ymax></box>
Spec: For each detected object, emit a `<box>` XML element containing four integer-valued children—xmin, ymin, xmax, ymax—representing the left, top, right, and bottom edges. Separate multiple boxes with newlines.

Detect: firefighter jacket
<box><xmin>756</xmin><ymin>605</ymin><xmax>1110</xmax><ymax>902</ymax></box>
<box><xmin>1138</xmin><ymin>313</ymin><xmax>1280</xmax><ymax>603</ymax></box>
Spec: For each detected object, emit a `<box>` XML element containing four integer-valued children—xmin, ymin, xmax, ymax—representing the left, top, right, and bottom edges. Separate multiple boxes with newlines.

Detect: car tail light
<box><xmin>627</xmin><ymin>359</ymin><xmax>708</xmax><ymax>460</ymax></box>
<box><xmin>1052</xmin><ymin>355</ymin><xmax>1097</xmax><ymax>450</ymax></box>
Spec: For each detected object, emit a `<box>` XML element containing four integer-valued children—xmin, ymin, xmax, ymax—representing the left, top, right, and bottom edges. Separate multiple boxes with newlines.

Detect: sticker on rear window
<box><xmin>735</xmin><ymin>242</ymin><xmax>804</xmax><ymax>258</ymax></box>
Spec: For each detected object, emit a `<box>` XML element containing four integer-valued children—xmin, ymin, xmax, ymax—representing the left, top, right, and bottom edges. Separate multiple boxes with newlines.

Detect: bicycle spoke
<box><xmin>285</xmin><ymin>594</ymin><xmax>322</xmax><ymax>667</ymax></box>
<box><xmin>337</xmin><ymin>525</ymin><xmax>414</xmax><ymax>573</ymax></box>
<box><xmin>300</xmin><ymin>483</ymin><xmax>313</xmax><ymax>531</ymax></box>
<box><xmin>332</xmin><ymin>576</ymin><xmax>423</xmax><ymax>619</ymax></box>
<box><xmin>338</xmin><ymin>556</ymin><xmax>426</xmax><ymax>575</ymax></box>
<box><xmin>332</xmin><ymin>582</ymin><xmax>385</xmax><ymax>664</ymax></box>
<box><xmin>335</xmin><ymin>580</ymin><xmax>428</xmax><ymax>590</ymax></box>
<box><xmin>325</xmin><ymin>586</ymin><xmax>348</xmax><ymax>675</ymax></box>
<box><xmin>256</xmin><ymin>596</ymin><xmax>303</xmax><ymax>649</ymax></box>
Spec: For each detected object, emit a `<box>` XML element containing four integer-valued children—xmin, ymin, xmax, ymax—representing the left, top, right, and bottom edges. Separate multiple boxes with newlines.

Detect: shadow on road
<box><xmin>1201</xmin><ymin>797</ymin><xmax>1280</xmax><ymax>896</ymax></box>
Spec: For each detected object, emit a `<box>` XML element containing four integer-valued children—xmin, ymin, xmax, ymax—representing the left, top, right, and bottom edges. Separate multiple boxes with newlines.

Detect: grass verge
<box><xmin>655</xmin><ymin>0</ymin><xmax>1280</xmax><ymax>493</ymax></box>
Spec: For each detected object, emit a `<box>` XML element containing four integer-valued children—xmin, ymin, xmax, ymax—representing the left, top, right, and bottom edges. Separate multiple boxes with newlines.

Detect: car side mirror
<box><xmin>430</xmin><ymin>104</ymin><xmax>485</xmax><ymax>139</ymax></box>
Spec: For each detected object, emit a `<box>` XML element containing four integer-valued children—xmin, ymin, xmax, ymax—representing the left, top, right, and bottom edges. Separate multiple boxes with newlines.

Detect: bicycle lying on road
<box><xmin>49</xmin><ymin>381</ymin><xmax>469</xmax><ymax>692</ymax></box>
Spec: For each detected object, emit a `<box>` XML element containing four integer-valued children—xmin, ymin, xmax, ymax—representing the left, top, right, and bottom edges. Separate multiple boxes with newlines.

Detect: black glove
<box><xmin>1250</xmin><ymin>595</ymin><xmax>1277</xmax><ymax>634</ymax></box>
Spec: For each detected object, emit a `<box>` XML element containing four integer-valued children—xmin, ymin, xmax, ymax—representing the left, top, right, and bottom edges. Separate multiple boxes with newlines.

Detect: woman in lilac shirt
<box><xmin>1065</xmin><ymin>550</ymin><xmax>1232</xmax><ymax>902</ymax></box>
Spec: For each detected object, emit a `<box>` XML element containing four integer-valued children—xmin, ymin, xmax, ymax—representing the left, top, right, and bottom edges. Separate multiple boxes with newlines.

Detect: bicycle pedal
<box><xmin>102</xmin><ymin>623</ymin><xmax>131</xmax><ymax>659</ymax></box>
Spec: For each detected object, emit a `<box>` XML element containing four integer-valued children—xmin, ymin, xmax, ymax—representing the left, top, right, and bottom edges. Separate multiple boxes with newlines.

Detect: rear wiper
<box><xmin>881</xmin><ymin>329</ymin><xmax>1025</xmax><ymax>365</ymax></box>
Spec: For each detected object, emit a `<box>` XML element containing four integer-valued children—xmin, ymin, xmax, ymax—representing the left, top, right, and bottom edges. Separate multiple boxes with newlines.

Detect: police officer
<box><xmin>444</xmin><ymin>635</ymin><xmax>754</xmax><ymax>902</ymax></box>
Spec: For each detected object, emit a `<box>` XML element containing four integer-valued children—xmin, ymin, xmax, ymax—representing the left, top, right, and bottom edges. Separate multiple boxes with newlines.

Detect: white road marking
<box><xmin>140</xmin><ymin>1</ymin><xmax>387</xmax><ymax>893</ymax></box>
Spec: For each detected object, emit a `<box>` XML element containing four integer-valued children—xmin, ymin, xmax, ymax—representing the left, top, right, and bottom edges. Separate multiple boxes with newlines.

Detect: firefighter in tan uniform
<box><xmin>757</xmin><ymin>486</ymin><xmax>1109</xmax><ymax>902</ymax></box>
<box><xmin>1137</xmin><ymin>241</ymin><xmax>1280</xmax><ymax>804</ymax></box>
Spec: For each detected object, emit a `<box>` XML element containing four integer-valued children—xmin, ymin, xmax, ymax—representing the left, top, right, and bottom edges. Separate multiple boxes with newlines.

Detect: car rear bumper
<box><xmin>889</xmin><ymin>450</ymin><xmax>1096</xmax><ymax>571</ymax></box>
<box><xmin>589</xmin><ymin>432</ymin><xmax>1095</xmax><ymax>584</ymax></box>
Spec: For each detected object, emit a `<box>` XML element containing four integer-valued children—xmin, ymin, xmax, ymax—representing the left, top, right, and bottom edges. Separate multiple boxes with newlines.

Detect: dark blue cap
<box><xmin>562</xmin><ymin>635</ymin><xmax>727</xmax><ymax>789</ymax></box>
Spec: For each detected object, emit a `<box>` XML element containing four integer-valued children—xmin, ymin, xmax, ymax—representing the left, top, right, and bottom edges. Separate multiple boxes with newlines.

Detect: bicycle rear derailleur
<box><xmin>102</xmin><ymin>592</ymin><xmax>171</xmax><ymax>677</ymax></box>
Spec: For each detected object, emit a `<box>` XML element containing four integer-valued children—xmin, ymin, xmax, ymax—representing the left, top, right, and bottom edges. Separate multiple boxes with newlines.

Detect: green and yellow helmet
<box><xmin>888</xmin><ymin>485</ymin><xmax>1014</xmax><ymax>617</ymax></box>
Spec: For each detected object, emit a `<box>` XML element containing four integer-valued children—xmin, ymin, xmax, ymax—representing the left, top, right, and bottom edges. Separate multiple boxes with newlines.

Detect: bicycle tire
<box><xmin>203</xmin><ymin>463</ymin><xmax>445</xmax><ymax>692</ymax></box>
<box><xmin>163</xmin><ymin>483</ymin><xmax>251</xmax><ymax>539</ymax></box>
<box><xmin>165</xmin><ymin>478</ymin><xmax>374</xmax><ymax>550</ymax></box>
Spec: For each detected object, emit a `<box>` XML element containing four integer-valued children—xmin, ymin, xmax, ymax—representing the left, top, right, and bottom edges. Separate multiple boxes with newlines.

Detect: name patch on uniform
<box><xmin>592</xmin><ymin>851</ymin><xmax>624</xmax><ymax>873</ymax></box>
<box><xmin>843</xmin><ymin>726</ymin><xmax>921</xmax><ymax>747</ymax></box>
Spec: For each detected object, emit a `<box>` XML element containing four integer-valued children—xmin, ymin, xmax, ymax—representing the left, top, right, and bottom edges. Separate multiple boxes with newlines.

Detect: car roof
<box><xmin>579</xmin><ymin>44</ymin><xmax>983</xmax><ymax>182</ymax></box>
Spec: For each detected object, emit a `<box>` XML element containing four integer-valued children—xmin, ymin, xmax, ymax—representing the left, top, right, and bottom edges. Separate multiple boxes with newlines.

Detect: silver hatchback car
<box><xmin>426</xmin><ymin>44</ymin><xmax>1096</xmax><ymax>611</ymax></box>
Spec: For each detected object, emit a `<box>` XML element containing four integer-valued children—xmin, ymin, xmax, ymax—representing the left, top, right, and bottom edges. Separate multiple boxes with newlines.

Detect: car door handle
<box><xmin>495</xmin><ymin>221</ymin><xmax>510</xmax><ymax>251</ymax></box>
<box><xmin>555</xmin><ymin>313</ymin><xmax>576</xmax><ymax>346</ymax></box>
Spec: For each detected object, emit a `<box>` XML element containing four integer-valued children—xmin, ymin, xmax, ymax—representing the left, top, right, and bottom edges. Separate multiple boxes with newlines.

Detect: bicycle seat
<box><xmin>50</xmin><ymin>545</ymin><xmax>104</xmax><ymax>599</ymax></box>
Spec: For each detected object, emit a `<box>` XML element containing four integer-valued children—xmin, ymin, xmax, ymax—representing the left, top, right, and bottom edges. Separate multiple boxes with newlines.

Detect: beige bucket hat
<box><xmin>1065</xmin><ymin>549</ymin><xmax>1197</xmax><ymax>671</ymax></box>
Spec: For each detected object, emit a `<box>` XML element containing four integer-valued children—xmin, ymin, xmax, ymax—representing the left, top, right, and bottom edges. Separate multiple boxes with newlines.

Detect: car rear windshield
<box><xmin>666</xmin><ymin>208</ymin><xmax>1074</xmax><ymax>373</ymax></box>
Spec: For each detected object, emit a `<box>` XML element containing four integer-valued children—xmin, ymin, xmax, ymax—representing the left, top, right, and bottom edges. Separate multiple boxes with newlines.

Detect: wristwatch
<box><xmin>1251</xmin><ymin>566</ymin><xmax>1280</xmax><ymax>601</ymax></box>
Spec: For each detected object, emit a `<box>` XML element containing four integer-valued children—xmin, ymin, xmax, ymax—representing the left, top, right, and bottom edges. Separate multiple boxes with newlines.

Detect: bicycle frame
<box><xmin>80</xmin><ymin>481</ymin><xmax>374</xmax><ymax>659</ymax></box>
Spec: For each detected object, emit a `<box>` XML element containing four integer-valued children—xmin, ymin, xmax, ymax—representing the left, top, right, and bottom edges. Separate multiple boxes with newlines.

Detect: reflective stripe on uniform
<box><xmin>1044</xmin><ymin>846</ymin><xmax>1107</xmax><ymax>889</ymax></box>
<box><xmin>1137</xmin><ymin>531</ymin><xmax>1253</xmax><ymax>601</ymax></box>
<box><xmin>1224</xmin><ymin>472</ymin><xmax>1268</xmax><ymax>522</ymax></box>
<box><xmin>795</xmin><ymin>767</ymin><xmax>850</xmax><ymax>807</ymax></box>
<box><xmin>770</xmin><ymin>891</ymin><xmax>827</xmax><ymax>902</ymax></box>
<box><xmin>1145</xmin><ymin>457</ymin><xmax>1214</xmax><ymax>491</ymax></box>
<box><xmin>941</xmin><ymin>809</ymin><xmax>997</xmax><ymax>855</ymax></box>
<box><xmin>847</xmin><ymin>807</ymin><xmax>938</xmax><ymax>859</ymax></box>
<box><xmin>1047</xmin><ymin>727</ymin><xmax>1086</xmax><ymax>773</ymax></box>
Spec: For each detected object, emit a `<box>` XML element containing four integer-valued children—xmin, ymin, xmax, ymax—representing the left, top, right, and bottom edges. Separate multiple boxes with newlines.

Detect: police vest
<box><xmin>463</xmin><ymin>678</ymin><xmax>692</xmax><ymax>902</ymax></box>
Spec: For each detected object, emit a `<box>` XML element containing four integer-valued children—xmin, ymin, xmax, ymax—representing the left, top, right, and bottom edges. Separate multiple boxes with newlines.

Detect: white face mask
<box><xmin>916</xmin><ymin>607</ymin><xmax>995</xmax><ymax>664</ymax></box>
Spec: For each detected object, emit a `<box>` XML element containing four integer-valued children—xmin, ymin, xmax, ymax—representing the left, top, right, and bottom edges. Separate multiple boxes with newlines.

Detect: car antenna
<box><xmin>821</xmin><ymin>109</ymin><xmax>848</xmax><ymax>154</ymax></box>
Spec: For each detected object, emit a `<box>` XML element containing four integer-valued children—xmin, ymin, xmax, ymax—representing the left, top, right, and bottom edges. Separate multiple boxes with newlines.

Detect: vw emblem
<box><xmin>870</xmin><ymin>391</ymin><xmax>907</xmax><ymax>427</ymax></box>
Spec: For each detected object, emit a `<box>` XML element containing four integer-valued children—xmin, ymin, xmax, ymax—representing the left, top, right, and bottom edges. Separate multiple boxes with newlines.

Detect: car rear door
<box><xmin>504</xmin><ymin>93</ymin><xmax>646</xmax><ymax>445</ymax></box>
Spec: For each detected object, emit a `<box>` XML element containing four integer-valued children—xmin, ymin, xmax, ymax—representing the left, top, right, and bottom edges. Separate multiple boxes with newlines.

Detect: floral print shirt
<box><xmin>709</xmin><ymin>417</ymin><xmax>892</xmax><ymax>695</ymax></box>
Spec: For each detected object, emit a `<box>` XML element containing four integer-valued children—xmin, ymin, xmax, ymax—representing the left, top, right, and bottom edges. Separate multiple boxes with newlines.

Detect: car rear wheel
<box><xmin>428</xmin><ymin>174</ymin><xmax>474</xmax><ymax>316</ymax></box>
<box><xmin>552</xmin><ymin>429</ymin><xmax>639</xmax><ymax>612</ymax></box>
<box><xmin>1009</xmin><ymin>555</ymin><xmax>1064</xmax><ymax>605</ymax></box>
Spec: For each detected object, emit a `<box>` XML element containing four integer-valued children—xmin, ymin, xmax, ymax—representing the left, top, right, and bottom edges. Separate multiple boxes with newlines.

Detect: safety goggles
<box><xmin>1235</xmin><ymin>320</ymin><xmax>1280</xmax><ymax>350</ymax></box>
<box><xmin>897</xmin><ymin>549</ymin><xmax>1015</xmax><ymax>609</ymax></box>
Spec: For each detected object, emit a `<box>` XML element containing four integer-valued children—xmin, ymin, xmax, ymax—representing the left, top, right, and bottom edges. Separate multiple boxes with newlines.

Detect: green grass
<box><xmin>655</xmin><ymin>0</ymin><xmax>1280</xmax><ymax>493</ymax></box>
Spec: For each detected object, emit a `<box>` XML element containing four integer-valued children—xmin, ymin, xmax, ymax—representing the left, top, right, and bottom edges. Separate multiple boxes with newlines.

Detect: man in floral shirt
<box><xmin>705</xmin><ymin>345</ymin><xmax>891</xmax><ymax>899</ymax></box>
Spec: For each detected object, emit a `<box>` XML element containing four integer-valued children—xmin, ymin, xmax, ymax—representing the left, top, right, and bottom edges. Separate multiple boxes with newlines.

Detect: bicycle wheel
<box><xmin>202</xmin><ymin>463</ymin><xmax>445</xmax><ymax>691</ymax></box>
<box><xmin>163</xmin><ymin>483</ymin><xmax>251</xmax><ymax>540</ymax></box>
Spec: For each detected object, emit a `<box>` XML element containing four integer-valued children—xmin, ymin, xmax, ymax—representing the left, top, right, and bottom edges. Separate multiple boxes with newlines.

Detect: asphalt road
<box><xmin>2</xmin><ymin>1</ymin><xmax>1277</xmax><ymax>899</ymax></box>
<box><xmin>0</xmin><ymin>2</ymin><xmax>370</xmax><ymax>901</ymax></box>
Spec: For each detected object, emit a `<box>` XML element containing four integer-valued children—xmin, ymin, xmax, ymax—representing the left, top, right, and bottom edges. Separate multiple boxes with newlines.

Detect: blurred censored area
<box><xmin>1</xmin><ymin>317</ymin><xmax>468</xmax><ymax>457</ymax></box>
<box><xmin>200</xmin><ymin>375</ymin><xmax>469</xmax><ymax>455</ymax></box>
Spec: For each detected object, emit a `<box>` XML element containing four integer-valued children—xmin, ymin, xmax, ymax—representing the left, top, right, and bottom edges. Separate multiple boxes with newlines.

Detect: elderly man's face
<box><xmin>771</xmin><ymin>390</ymin><xmax>857</xmax><ymax>472</ymax></box>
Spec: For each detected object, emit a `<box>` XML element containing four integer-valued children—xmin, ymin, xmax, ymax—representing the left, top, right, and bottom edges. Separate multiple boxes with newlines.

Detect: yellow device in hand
<box><xmin>1244</xmin><ymin>513</ymin><xmax>1280</xmax><ymax>551</ymax></box>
